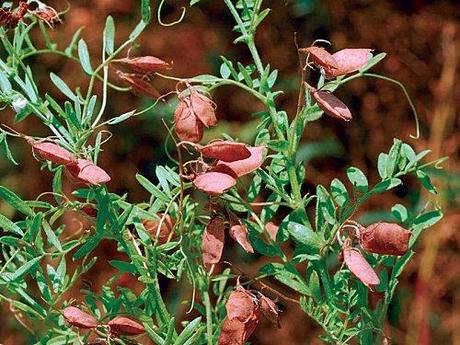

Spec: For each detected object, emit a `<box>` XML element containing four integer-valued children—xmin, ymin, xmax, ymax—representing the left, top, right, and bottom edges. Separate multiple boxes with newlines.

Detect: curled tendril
<box><xmin>157</xmin><ymin>0</ymin><xmax>186</xmax><ymax>27</ymax></box>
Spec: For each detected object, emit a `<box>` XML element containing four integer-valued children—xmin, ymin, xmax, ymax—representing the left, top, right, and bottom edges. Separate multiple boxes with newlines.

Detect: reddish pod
<box><xmin>188</xmin><ymin>91</ymin><xmax>217</xmax><ymax>128</ymax></box>
<box><xmin>360</xmin><ymin>222</ymin><xmax>411</xmax><ymax>256</ymax></box>
<box><xmin>117</xmin><ymin>72</ymin><xmax>161</xmax><ymax>99</ymax></box>
<box><xmin>299</xmin><ymin>46</ymin><xmax>339</xmax><ymax>71</ymax></box>
<box><xmin>31</xmin><ymin>2</ymin><xmax>61</xmax><ymax>27</ymax></box>
<box><xmin>112</xmin><ymin>56</ymin><xmax>172</xmax><ymax>75</ymax></box>
<box><xmin>193</xmin><ymin>171</ymin><xmax>236</xmax><ymax>195</ymax></box>
<box><xmin>265</xmin><ymin>221</ymin><xmax>279</xmax><ymax>242</ymax></box>
<box><xmin>216</xmin><ymin>146</ymin><xmax>266</xmax><ymax>177</ymax></box>
<box><xmin>259</xmin><ymin>295</ymin><xmax>281</xmax><ymax>328</ymax></box>
<box><xmin>201</xmin><ymin>141</ymin><xmax>251</xmax><ymax>162</ymax></box>
<box><xmin>63</xmin><ymin>306</ymin><xmax>98</xmax><ymax>329</ymax></box>
<box><xmin>66</xmin><ymin>159</ymin><xmax>111</xmax><ymax>185</ymax></box>
<box><xmin>201</xmin><ymin>216</ymin><xmax>225</xmax><ymax>268</ymax></box>
<box><xmin>28</xmin><ymin>138</ymin><xmax>76</xmax><ymax>165</ymax></box>
<box><xmin>229</xmin><ymin>221</ymin><xmax>254</xmax><ymax>254</ymax></box>
<box><xmin>218</xmin><ymin>286</ymin><xmax>260</xmax><ymax>345</ymax></box>
<box><xmin>174</xmin><ymin>99</ymin><xmax>204</xmax><ymax>142</ymax></box>
<box><xmin>107</xmin><ymin>316</ymin><xmax>145</xmax><ymax>336</ymax></box>
<box><xmin>343</xmin><ymin>244</ymin><xmax>380</xmax><ymax>288</ymax></box>
<box><xmin>311</xmin><ymin>89</ymin><xmax>352</xmax><ymax>121</ymax></box>
<box><xmin>142</xmin><ymin>214</ymin><xmax>175</xmax><ymax>245</ymax></box>
<box><xmin>325</xmin><ymin>48</ymin><xmax>373</xmax><ymax>78</ymax></box>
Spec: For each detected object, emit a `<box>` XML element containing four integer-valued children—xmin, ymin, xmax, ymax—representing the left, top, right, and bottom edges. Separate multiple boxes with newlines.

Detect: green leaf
<box><xmin>316</xmin><ymin>185</ymin><xmax>336</xmax><ymax>225</ymax></box>
<box><xmin>109</xmin><ymin>260</ymin><xmax>137</xmax><ymax>273</ymax></box>
<box><xmin>43</xmin><ymin>221</ymin><xmax>62</xmax><ymax>251</ymax></box>
<box><xmin>260</xmin><ymin>263</ymin><xmax>311</xmax><ymax>296</ymax></box>
<box><xmin>106</xmin><ymin>110</ymin><xmax>135</xmax><ymax>125</ymax></box>
<box><xmin>416</xmin><ymin>170</ymin><xmax>437</xmax><ymax>194</ymax></box>
<box><xmin>347</xmin><ymin>167</ymin><xmax>368</xmax><ymax>192</ymax></box>
<box><xmin>50</xmin><ymin>73</ymin><xmax>76</xmax><ymax>101</ymax></box>
<box><xmin>267</xmin><ymin>139</ymin><xmax>289</xmax><ymax>152</ymax></box>
<box><xmin>141</xmin><ymin>0</ymin><xmax>151</xmax><ymax>23</ymax></box>
<box><xmin>0</xmin><ymin>72</ymin><xmax>12</xmax><ymax>92</ymax></box>
<box><xmin>377</xmin><ymin>153</ymin><xmax>388</xmax><ymax>179</ymax></box>
<box><xmin>330</xmin><ymin>178</ymin><xmax>349</xmax><ymax>207</ymax></box>
<box><xmin>287</xmin><ymin>222</ymin><xmax>322</xmax><ymax>253</ymax></box>
<box><xmin>372</xmin><ymin>178</ymin><xmax>402</xmax><ymax>193</ymax></box>
<box><xmin>0</xmin><ymin>134</ymin><xmax>18</xmax><ymax>165</ymax></box>
<box><xmin>11</xmin><ymin>256</ymin><xmax>42</xmax><ymax>281</ymax></box>
<box><xmin>104</xmin><ymin>16</ymin><xmax>115</xmax><ymax>55</ymax></box>
<box><xmin>0</xmin><ymin>213</ymin><xmax>24</xmax><ymax>236</ymax></box>
<box><xmin>174</xmin><ymin>317</ymin><xmax>202</xmax><ymax>345</ymax></box>
<box><xmin>391</xmin><ymin>204</ymin><xmax>408</xmax><ymax>223</ymax></box>
<box><xmin>136</xmin><ymin>173</ymin><xmax>169</xmax><ymax>202</ymax></box>
<box><xmin>360</xmin><ymin>52</ymin><xmax>386</xmax><ymax>73</ymax></box>
<box><xmin>78</xmin><ymin>39</ymin><xmax>93</xmax><ymax>75</ymax></box>
<box><xmin>73</xmin><ymin>235</ymin><xmax>102</xmax><ymax>260</ymax></box>
<box><xmin>65</xmin><ymin>27</ymin><xmax>84</xmax><ymax>56</ymax></box>
<box><xmin>0</xmin><ymin>186</ymin><xmax>34</xmax><ymax>216</ymax></box>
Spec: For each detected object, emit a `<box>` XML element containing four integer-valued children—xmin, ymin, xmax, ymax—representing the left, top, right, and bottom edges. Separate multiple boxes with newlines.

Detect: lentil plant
<box><xmin>0</xmin><ymin>1</ymin><xmax>445</xmax><ymax>344</ymax></box>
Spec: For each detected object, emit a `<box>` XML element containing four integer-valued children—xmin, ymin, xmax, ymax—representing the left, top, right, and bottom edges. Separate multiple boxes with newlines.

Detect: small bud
<box><xmin>107</xmin><ymin>316</ymin><xmax>145</xmax><ymax>335</ymax></box>
<box><xmin>343</xmin><ymin>244</ymin><xmax>380</xmax><ymax>288</ymax></box>
<box><xmin>311</xmin><ymin>89</ymin><xmax>352</xmax><ymax>121</ymax></box>
<box><xmin>201</xmin><ymin>216</ymin><xmax>225</xmax><ymax>268</ymax></box>
<box><xmin>201</xmin><ymin>141</ymin><xmax>251</xmax><ymax>162</ymax></box>
<box><xmin>360</xmin><ymin>222</ymin><xmax>411</xmax><ymax>256</ymax></box>
<box><xmin>66</xmin><ymin>159</ymin><xmax>111</xmax><ymax>185</ymax></box>
<box><xmin>193</xmin><ymin>171</ymin><xmax>236</xmax><ymax>195</ymax></box>
<box><xmin>216</xmin><ymin>146</ymin><xmax>266</xmax><ymax>177</ymax></box>
<box><xmin>63</xmin><ymin>306</ymin><xmax>98</xmax><ymax>329</ymax></box>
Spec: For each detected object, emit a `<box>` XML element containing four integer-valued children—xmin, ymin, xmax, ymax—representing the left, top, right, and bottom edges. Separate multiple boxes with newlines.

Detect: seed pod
<box><xmin>142</xmin><ymin>214</ymin><xmax>175</xmax><ymax>245</ymax></box>
<box><xmin>299</xmin><ymin>46</ymin><xmax>339</xmax><ymax>70</ymax></box>
<box><xmin>0</xmin><ymin>1</ymin><xmax>28</xmax><ymax>29</ymax></box>
<box><xmin>311</xmin><ymin>89</ymin><xmax>352</xmax><ymax>121</ymax></box>
<box><xmin>174</xmin><ymin>99</ymin><xmax>204</xmax><ymax>142</ymax></box>
<box><xmin>216</xmin><ymin>146</ymin><xmax>266</xmax><ymax>177</ymax></box>
<box><xmin>63</xmin><ymin>306</ymin><xmax>98</xmax><ymax>329</ymax></box>
<box><xmin>107</xmin><ymin>316</ymin><xmax>145</xmax><ymax>335</ymax></box>
<box><xmin>112</xmin><ymin>56</ymin><xmax>172</xmax><ymax>74</ymax></box>
<box><xmin>265</xmin><ymin>222</ymin><xmax>279</xmax><ymax>241</ymax></box>
<box><xmin>117</xmin><ymin>72</ymin><xmax>161</xmax><ymax>99</ymax></box>
<box><xmin>29</xmin><ymin>139</ymin><xmax>76</xmax><ymax>165</ymax></box>
<box><xmin>188</xmin><ymin>91</ymin><xmax>217</xmax><ymax>128</ymax></box>
<box><xmin>218</xmin><ymin>287</ymin><xmax>260</xmax><ymax>345</ymax></box>
<box><xmin>201</xmin><ymin>141</ymin><xmax>251</xmax><ymax>162</ymax></box>
<box><xmin>325</xmin><ymin>48</ymin><xmax>373</xmax><ymax>78</ymax></box>
<box><xmin>32</xmin><ymin>2</ymin><xmax>61</xmax><ymax>27</ymax></box>
<box><xmin>193</xmin><ymin>171</ymin><xmax>236</xmax><ymax>195</ymax></box>
<box><xmin>360</xmin><ymin>222</ymin><xmax>411</xmax><ymax>256</ymax></box>
<box><xmin>66</xmin><ymin>159</ymin><xmax>111</xmax><ymax>185</ymax></box>
<box><xmin>201</xmin><ymin>216</ymin><xmax>225</xmax><ymax>268</ymax></box>
<box><xmin>343</xmin><ymin>245</ymin><xmax>380</xmax><ymax>288</ymax></box>
<box><xmin>229</xmin><ymin>221</ymin><xmax>254</xmax><ymax>254</ymax></box>
<box><xmin>259</xmin><ymin>295</ymin><xmax>280</xmax><ymax>328</ymax></box>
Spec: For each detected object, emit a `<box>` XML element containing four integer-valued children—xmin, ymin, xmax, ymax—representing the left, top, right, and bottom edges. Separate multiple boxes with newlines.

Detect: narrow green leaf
<box><xmin>0</xmin><ymin>213</ymin><xmax>23</xmax><ymax>236</ymax></box>
<box><xmin>50</xmin><ymin>73</ymin><xmax>76</xmax><ymax>101</ymax></box>
<box><xmin>78</xmin><ymin>39</ymin><xmax>93</xmax><ymax>75</ymax></box>
<box><xmin>0</xmin><ymin>186</ymin><xmax>34</xmax><ymax>216</ymax></box>
<box><xmin>104</xmin><ymin>16</ymin><xmax>115</xmax><ymax>55</ymax></box>
<box><xmin>11</xmin><ymin>256</ymin><xmax>42</xmax><ymax>281</ymax></box>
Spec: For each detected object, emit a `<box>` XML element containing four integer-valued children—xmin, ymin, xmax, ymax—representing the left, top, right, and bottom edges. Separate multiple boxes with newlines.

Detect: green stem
<box><xmin>203</xmin><ymin>291</ymin><xmax>214</xmax><ymax>345</ymax></box>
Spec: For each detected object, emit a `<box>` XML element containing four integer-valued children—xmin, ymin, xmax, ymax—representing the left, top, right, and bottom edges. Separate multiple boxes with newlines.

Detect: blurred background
<box><xmin>0</xmin><ymin>0</ymin><xmax>459</xmax><ymax>344</ymax></box>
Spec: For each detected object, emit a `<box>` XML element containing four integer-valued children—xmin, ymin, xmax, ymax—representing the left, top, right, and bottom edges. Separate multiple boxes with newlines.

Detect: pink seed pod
<box><xmin>188</xmin><ymin>91</ymin><xmax>217</xmax><ymax>128</ymax></box>
<box><xmin>28</xmin><ymin>139</ymin><xmax>76</xmax><ymax>165</ymax></box>
<box><xmin>201</xmin><ymin>216</ymin><xmax>225</xmax><ymax>268</ymax></box>
<box><xmin>325</xmin><ymin>48</ymin><xmax>373</xmax><ymax>78</ymax></box>
<box><xmin>217</xmin><ymin>146</ymin><xmax>266</xmax><ymax>177</ymax></box>
<box><xmin>201</xmin><ymin>141</ymin><xmax>251</xmax><ymax>162</ymax></box>
<box><xmin>117</xmin><ymin>72</ymin><xmax>161</xmax><ymax>99</ymax></box>
<box><xmin>112</xmin><ymin>56</ymin><xmax>172</xmax><ymax>74</ymax></box>
<box><xmin>226</xmin><ymin>287</ymin><xmax>258</xmax><ymax>323</ymax></box>
<box><xmin>193</xmin><ymin>171</ymin><xmax>236</xmax><ymax>195</ymax></box>
<box><xmin>66</xmin><ymin>159</ymin><xmax>111</xmax><ymax>185</ymax></box>
<box><xmin>259</xmin><ymin>295</ymin><xmax>280</xmax><ymax>328</ymax></box>
<box><xmin>107</xmin><ymin>316</ymin><xmax>145</xmax><ymax>335</ymax></box>
<box><xmin>63</xmin><ymin>306</ymin><xmax>98</xmax><ymax>329</ymax></box>
<box><xmin>265</xmin><ymin>222</ymin><xmax>279</xmax><ymax>241</ymax></box>
<box><xmin>142</xmin><ymin>214</ymin><xmax>176</xmax><ymax>245</ymax></box>
<box><xmin>343</xmin><ymin>246</ymin><xmax>380</xmax><ymax>288</ymax></box>
<box><xmin>174</xmin><ymin>99</ymin><xmax>204</xmax><ymax>143</ymax></box>
<box><xmin>299</xmin><ymin>46</ymin><xmax>339</xmax><ymax>70</ymax></box>
<box><xmin>311</xmin><ymin>89</ymin><xmax>352</xmax><ymax>121</ymax></box>
<box><xmin>360</xmin><ymin>222</ymin><xmax>411</xmax><ymax>256</ymax></box>
<box><xmin>229</xmin><ymin>221</ymin><xmax>254</xmax><ymax>254</ymax></box>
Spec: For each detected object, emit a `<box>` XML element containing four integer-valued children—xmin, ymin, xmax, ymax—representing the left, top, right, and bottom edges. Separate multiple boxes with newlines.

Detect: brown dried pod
<box><xmin>229</xmin><ymin>220</ymin><xmax>254</xmax><ymax>254</ymax></box>
<box><xmin>142</xmin><ymin>214</ymin><xmax>175</xmax><ymax>245</ymax></box>
<box><xmin>107</xmin><ymin>316</ymin><xmax>145</xmax><ymax>335</ymax></box>
<box><xmin>259</xmin><ymin>295</ymin><xmax>281</xmax><ymax>328</ymax></box>
<box><xmin>174</xmin><ymin>99</ymin><xmax>204</xmax><ymax>142</ymax></box>
<box><xmin>32</xmin><ymin>2</ymin><xmax>61</xmax><ymax>27</ymax></box>
<box><xmin>218</xmin><ymin>287</ymin><xmax>260</xmax><ymax>345</ymax></box>
<box><xmin>201</xmin><ymin>141</ymin><xmax>251</xmax><ymax>162</ymax></box>
<box><xmin>66</xmin><ymin>159</ymin><xmax>111</xmax><ymax>185</ymax></box>
<box><xmin>201</xmin><ymin>216</ymin><xmax>225</xmax><ymax>268</ymax></box>
<box><xmin>63</xmin><ymin>306</ymin><xmax>98</xmax><ymax>329</ymax></box>
<box><xmin>299</xmin><ymin>46</ymin><xmax>339</xmax><ymax>70</ymax></box>
<box><xmin>193</xmin><ymin>171</ymin><xmax>236</xmax><ymax>195</ymax></box>
<box><xmin>112</xmin><ymin>56</ymin><xmax>172</xmax><ymax>75</ymax></box>
<box><xmin>343</xmin><ymin>244</ymin><xmax>380</xmax><ymax>288</ymax></box>
<box><xmin>360</xmin><ymin>222</ymin><xmax>411</xmax><ymax>256</ymax></box>
<box><xmin>188</xmin><ymin>91</ymin><xmax>217</xmax><ymax>128</ymax></box>
<box><xmin>325</xmin><ymin>48</ymin><xmax>373</xmax><ymax>78</ymax></box>
<box><xmin>117</xmin><ymin>72</ymin><xmax>161</xmax><ymax>99</ymax></box>
<box><xmin>0</xmin><ymin>1</ymin><xmax>28</xmax><ymax>29</ymax></box>
<box><xmin>28</xmin><ymin>139</ymin><xmax>76</xmax><ymax>165</ymax></box>
<box><xmin>217</xmin><ymin>146</ymin><xmax>266</xmax><ymax>177</ymax></box>
<box><xmin>311</xmin><ymin>89</ymin><xmax>352</xmax><ymax>121</ymax></box>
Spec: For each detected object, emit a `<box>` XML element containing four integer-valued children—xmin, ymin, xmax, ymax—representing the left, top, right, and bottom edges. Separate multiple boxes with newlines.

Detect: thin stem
<box><xmin>203</xmin><ymin>291</ymin><xmax>214</xmax><ymax>345</ymax></box>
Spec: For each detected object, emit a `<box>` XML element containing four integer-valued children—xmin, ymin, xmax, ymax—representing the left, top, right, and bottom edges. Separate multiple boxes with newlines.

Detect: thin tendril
<box><xmin>157</xmin><ymin>0</ymin><xmax>186</xmax><ymax>27</ymax></box>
